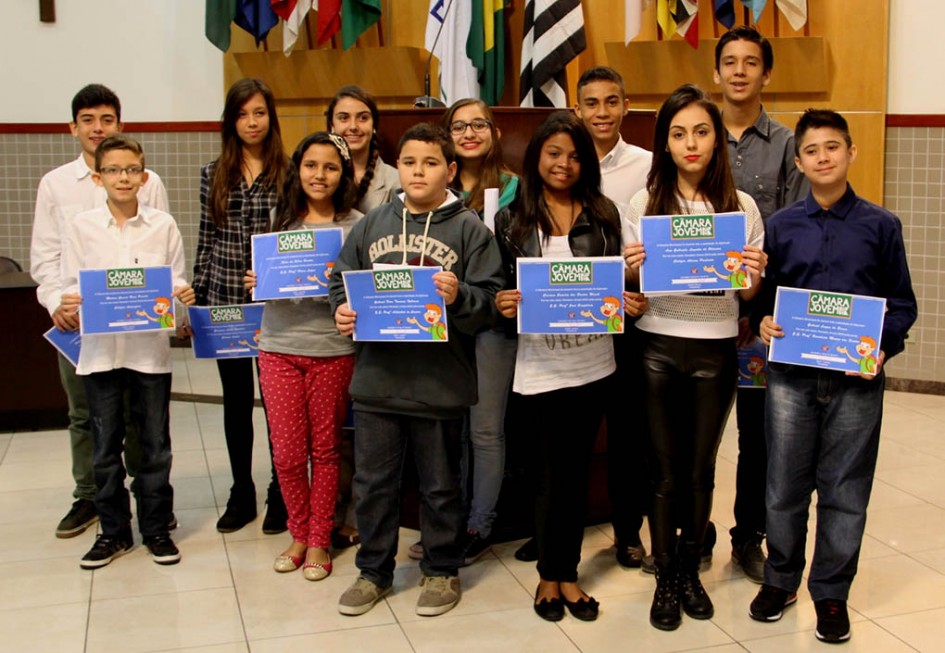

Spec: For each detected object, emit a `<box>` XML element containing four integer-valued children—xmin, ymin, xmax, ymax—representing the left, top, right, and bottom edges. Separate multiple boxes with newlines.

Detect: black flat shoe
<box><xmin>533</xmin><ymin>587</ymin><xmax>565</xmax><ymax>622</ymax></box>
<box><xmin>562</xmin><ymin>594</ymin><xmax>600</xmax><ymax>621</ymax></box>
<box><xmin>330</xmin><ymin>527</ymin><xmax>361</xmax><ymax>550</ymax></box>
<box><xmin>515</xmin><ymin>538</ymin><xmax>538</xmax><ymax>562</ymax></box>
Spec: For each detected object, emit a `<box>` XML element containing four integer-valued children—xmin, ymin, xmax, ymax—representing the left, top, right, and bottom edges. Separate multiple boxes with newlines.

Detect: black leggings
<box><xmin>642</xmin><ymin>333</ymin><xmax>736</xmax><ymax>561</ymax></box>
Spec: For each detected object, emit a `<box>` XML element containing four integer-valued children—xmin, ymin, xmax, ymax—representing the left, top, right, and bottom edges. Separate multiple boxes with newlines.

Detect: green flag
<box><xmin>341</xmin><ymin>0</ymin><xmax>382</xmax><ymax>50</ymax></box>
<box><xmin>206</xmin><ymin>0</ymin><xmax>238</xmax><ymax>52</ymax></box>
<box><xmin>468</xmin><ymin>0</ymin><xmax>508</xmax><ymax>105</ymax></box>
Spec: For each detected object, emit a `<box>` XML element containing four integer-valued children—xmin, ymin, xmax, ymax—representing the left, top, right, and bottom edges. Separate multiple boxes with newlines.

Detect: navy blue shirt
<box><xmin>761</xmin><ymin>185</ymin><xmax>917</xmax><ymax>359</ymax></box>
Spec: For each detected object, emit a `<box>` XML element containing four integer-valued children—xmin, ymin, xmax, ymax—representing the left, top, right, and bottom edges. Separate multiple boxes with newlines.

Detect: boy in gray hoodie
<box><xmin>330</xmin><ymin>123</ymin><xmax>503</xmax><ymax>617</ymax></box>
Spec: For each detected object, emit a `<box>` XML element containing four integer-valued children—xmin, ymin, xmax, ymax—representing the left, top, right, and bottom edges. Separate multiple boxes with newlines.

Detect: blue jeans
<box><xmin>462</xmin><ymin>329</ymin><xmax>516</xmax><ymax>537</ymax></box>
<box><xmin>764</xmin><ymin>363</ymin><xmax>884</xmax><ymax>601</ymax></box>
<box><xmin>353</xmin><ymin>411</ymin><xmax>463</xmax><ymax>588</ymax></box>
<box><xmin>82</xmin><ymin>369</ymin><xmax>174</xmax><ymax>539</ymax></box>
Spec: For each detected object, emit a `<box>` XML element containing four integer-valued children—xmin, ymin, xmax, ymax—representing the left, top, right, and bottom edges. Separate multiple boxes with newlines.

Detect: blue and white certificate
<box><xmin>640</xmin><ymin>212</ymin><xmax>748</xmax><ymax>294</ymax></box>
<box><xmin>251</xmin><ymin>228</ymin><xmax>343</xmax><ymax>301</ymax></box>
<box><xmin>769</xmin><ymin>287</ymin><xmax>887</xmax><ymax>375</ymax></box>
<box><xmin>342</xmin><ymin>266</ymin><xmax>448</xmax><ymax>342</ymax></box>
<box><xmin>44</xmin><ymin>327</ymin><xmax>82</xmax><ymax>367</ymax></box>
<box><xmin>737</xmin><ymin>338</ymin><xmax>768</xmax><ymax>388</ymax></box>
<box><xmin>78</xmin><ymin>266</ymin><xmax>175</xmax><ymax>335</ymax></box>
<box><xmin>517</xmin><ymin>257</ymin><xmax>626</xmax><ymax>335</ymax></box>
<box><xmin>188</xmin><ymin>304</ymin><xmax>265</xmax><ymax>359</ymax></box>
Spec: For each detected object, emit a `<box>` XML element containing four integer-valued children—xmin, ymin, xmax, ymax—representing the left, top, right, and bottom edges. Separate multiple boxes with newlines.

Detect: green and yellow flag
<box><xmin>468</xmin><ymin>0</ymin><xmax>509</xmax><ymax>105</ymax></box>
<box><xmin>342</xmin><ymin>0</ymin><xmax>382</xmax><ymax>50</ymax></box>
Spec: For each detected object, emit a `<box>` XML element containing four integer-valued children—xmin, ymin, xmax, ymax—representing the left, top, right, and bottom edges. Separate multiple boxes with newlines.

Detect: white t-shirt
<box><xmin>512</xmin><ymin>233</ymin><xmax>616</xmax><ymax>395</ymax></box>
<box><xmin>623</xmin><ymin>189</ymin><xmax>764</xmax><ymax>339</ymax></box>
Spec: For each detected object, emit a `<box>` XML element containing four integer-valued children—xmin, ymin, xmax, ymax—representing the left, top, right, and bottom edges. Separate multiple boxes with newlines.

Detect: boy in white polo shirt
<box><xmin>59</xmin><ymin>135</ymin><xmax>194</xmax><ymax>569</ymax></box>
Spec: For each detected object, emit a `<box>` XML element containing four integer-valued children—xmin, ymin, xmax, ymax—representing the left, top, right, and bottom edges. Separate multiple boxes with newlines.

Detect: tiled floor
<box><xmin>2</xmin><ymin>350</ymin><xmax>945</xmax><ymax>652</ymax></box>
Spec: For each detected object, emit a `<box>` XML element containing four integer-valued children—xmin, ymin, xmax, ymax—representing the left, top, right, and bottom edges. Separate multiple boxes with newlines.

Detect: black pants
<box><xmin>643</xmin><ymin>334</ymin><xmax>736</xmax><ymax>561</ymax></box>
<box><xmin>521</xmin><ymin>375</ymin><xmax>610</xmax><ymax>583</ymax></box>
<box><xmin>731</xmin><ymin>386</ymin><xmax>767</xmax><ymax>544</ymax></box>
<box><xmin>216</xmin><ymin>357</ymin><xmax>279</xmax><ymax>501</ymax></box>
<box><xmin>604</xmin><ymin>326</ymin><xmax>652</xmax><ymax>546</ymax></box>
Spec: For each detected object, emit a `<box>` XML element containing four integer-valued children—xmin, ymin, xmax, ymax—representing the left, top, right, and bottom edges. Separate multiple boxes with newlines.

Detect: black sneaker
<box><xmin>749</xmin><ymin>584</ymin><xmax>798</xmax><ymax>622</ymax></box>
<box><xmin>145</xmin><ymin>534</ymin><xmax>181</xmax><ymax>565</ymax></box>
<box><xmin>815</xmin><ymin>598</ymin><xmax>851</xmax><ymax>643</ymax></box>
<box><xmin>732</xmin><ymin>538</ymin><xmax>766</xmax><ymax>583</ymax></box>
<box><xmin>80</xmin><ymin>532</ymin><xmax>133</xmax><ymax>569</ymax></box>
<box><xmin>460</xmin><ymin>530</ymin><xmax>491</xmax><ymax>566</ymax></box>
<box><xmin>56</xmin><ymin>498</ymin><xmax>99</xmax><ymax>539</ymax></box>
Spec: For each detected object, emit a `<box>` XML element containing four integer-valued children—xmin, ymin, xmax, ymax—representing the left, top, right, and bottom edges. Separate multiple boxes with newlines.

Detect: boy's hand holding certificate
<box><xmin>640</xmin><ymin>212</ymin><xmax>749</xmax><ymax>294</ymax></box>
<box><xmin>768</xmin><ymin>287</ymin><xmax>887</xmax><ymax>375</ymax></box>
<box><xmin>342</xmin><ymin>266</ymin><xmax>448</xmax><ymax>342</ymax></box>
<box><xmin>517</xmin><ymin>257</ymin><xmax>626</xmax><ymax>335</ymax></box>
<box><xmin>78</xmin><ymin>265</ymin><xmax>175</xmax><ymax>335</ymax></box>
<box><xmin>251</xmin><ymin>228</ymin><xmax>343</xmax><ymax>301</ymax></box>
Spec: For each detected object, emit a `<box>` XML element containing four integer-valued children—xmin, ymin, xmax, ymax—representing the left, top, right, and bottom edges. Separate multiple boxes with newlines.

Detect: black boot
<box><xmin>679</xmin><ymin>542</ymin><xmax>714</xmax><ymax>619</ymax></box>
<box><xmin>216</xmin><ymin>485</ymin><xmax>257</xmax><ymax>533</ymax></box>
<box><xmin>262</xmin><ymin>484</ymin><xmax>288</xmax><ymax>535</ymax></box>
<box><xmin>650</xmin><ymin>558</ymin><xmax>682</xmax><ymax>631</ymax></box>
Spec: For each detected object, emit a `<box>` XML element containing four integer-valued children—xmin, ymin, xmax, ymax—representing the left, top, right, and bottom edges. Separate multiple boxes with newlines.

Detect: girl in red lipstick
<box><xmin>622</xmin><ymin>84</ymin><xmax>767</xmax><ymax>631</ymax></box>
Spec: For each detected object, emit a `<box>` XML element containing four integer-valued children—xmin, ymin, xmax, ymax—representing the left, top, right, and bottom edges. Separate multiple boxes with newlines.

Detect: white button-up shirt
<box><xmin>30</xmin><ymin>155</ymin><xmax>169</xmax><ymax>315</ymax></box>
<box><xmin>61</xmin><ymin>204</ymin><xmax>187</xmax><ymax>376</ymax></box>
<box><xmin>599</xmin><ymin>138</ymin><xmax>652</xmax><ymax>209</ymax></box>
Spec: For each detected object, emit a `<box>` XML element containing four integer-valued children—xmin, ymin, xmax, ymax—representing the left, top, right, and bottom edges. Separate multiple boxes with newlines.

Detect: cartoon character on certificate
<box><xmin>136</xmin><ymin>296</ymin><xmax>174</xmax><ymax>328</ymax></box>
<box><xmin>237</xmin><ymin>329</ymin><xmax>261</xmax><ymax>351</ymax></box>
<box><xmin>580</xmin><ymin>296</ymin><xmax>623</xmax><ymax>333</ymax></box>
<box><xmin>407</xmin><ymin>304</ymin><xmax>447</xmax><ymax>340</ymax></box>
<box><xmin>704</xmin><ymin>251</ymin><xmax>748</xmax><ymax>288</ymax></box>
<box><xmin>739</xmin><ymin>355</ymin><xmax>767</xmax><ymax>387</ymax></box>
<box><xmin>837</xmin><ymin>336</ymin><xmax>878</xmax><ymax>375</ymax></box>
<box><xmin>307</xmin><ymin>261</ymin><xmax>334</xmax><ymax>288</ymax></box>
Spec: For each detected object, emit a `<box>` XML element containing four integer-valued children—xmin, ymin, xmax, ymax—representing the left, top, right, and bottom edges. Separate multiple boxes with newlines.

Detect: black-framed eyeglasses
<box><xmin>449</xmin><ymin>119</ymin><xmax>492</xmax><ymax>135</ymax></box>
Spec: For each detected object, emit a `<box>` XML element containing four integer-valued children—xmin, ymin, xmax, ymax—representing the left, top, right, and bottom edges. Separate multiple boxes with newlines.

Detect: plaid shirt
<box><xmin>192</xmin><ymin>161</ymin><xmax>277</xmax><ymax>306</ymax></box>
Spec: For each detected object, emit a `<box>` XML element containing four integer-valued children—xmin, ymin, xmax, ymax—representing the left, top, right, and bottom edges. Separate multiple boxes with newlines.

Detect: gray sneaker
<box><xmin>416</xmin><ymin>575</ymin><xmax>461</xmax><ymax>616</ymax></box>
<box><xmin>338</xmin><ymin>576</ymin><xmax>390</xmax><ymax>616</ymax></box>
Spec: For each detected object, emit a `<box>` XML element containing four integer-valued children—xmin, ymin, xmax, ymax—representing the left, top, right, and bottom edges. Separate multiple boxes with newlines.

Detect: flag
<box><xmin>714</xmin><ymin>0</ymin><xmax>734</xmax><ymax>29</ymax></box>
<box><xmin>317</xmin><ymin>0</ymin><xmax>341</xmax><ymax>45</ymax></box>
<box><xmin>274</xmin><ymin>0</ymin><xmax>313</xmax><ymax>54</ymax></box>
<box><xmin>426</xmin><ymin>0</ymin><xmax>479</xmax><ymax>104</ymax></box>
<box><xmin>657</xmin><ymin>0</ymin><xmax>677</xmax><ymax>39</ymax></box>
<box><xmin>235</xmin><ymin>0</ymin><xmax>280</xmax><ymax>45</ymax></box>
<box><xmin>206</xmin><ymin>0</ymin><xmax>238</xmax><ymax>51</ymax></box>
<box><xmin>742</xmin><ymin>0</ymin><xmax>768</xmax><ymax>22</ymax></box>
<box><xmin>468</xmin><ymin>0</ymin><xmax>509</xmax><ymax>105</ymax></box>
<box><xmin>519</xmin><ymin>0</ymin><xmax>587</xmax><ymax>108</ymax></box>
<box><xmin>341</xmin><ymin>0</ymin><xmax>381</xmax><ymax>50</ymax></box>
<box><xmin>625</xmin><ymin>0</ymin><xmax>653</xmax><ymax>45</ymax></box>
<box><xmin>675</xmin><ymin>0</ymin><xmax>699</xmax><ymax>49</ymax></box>
<box><xmin>776</xmin><ymin>0</ymin><xmax>807</xmax><ymax>31</ymax></box>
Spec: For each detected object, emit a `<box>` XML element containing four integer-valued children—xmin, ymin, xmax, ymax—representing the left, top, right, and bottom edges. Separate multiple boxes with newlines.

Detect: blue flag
<box><xmin>714</xmin><ymin>0</ymin><xmax>735</xmax><ymax>28</ymax></box>
<box><xmin>234</xmin><ymin>0</ymin><xmax>280</xmax><ymax>45</ymax></box>
<box><xmin>742</xmin><ymin>0</ymin><xmax>769</xmax><ymax>22</ymax></box>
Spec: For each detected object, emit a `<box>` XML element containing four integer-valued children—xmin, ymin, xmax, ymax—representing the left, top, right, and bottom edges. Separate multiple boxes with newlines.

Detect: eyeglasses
<box><xmin>100</xmin><ymin>165</ymin><xmax>144</xmax><ymax>178</ymax></box>
<box><xmin>449</xmin><ymin>119</ymin><xmax>491</xmax><ymax>135</ymax></box>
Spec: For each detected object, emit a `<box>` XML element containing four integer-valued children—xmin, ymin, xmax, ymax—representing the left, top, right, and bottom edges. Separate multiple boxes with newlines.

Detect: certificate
<box><xmin>517</xmin><ymin>257</ymin><xmax>626</xmax><ymax>335</ymax></box>
<box><xmin>188</xmin><ymin>304</ymin><xmax>265</xmax><ymax>359</ymax></box>
<box><xmin>342</xmin><ymin>266</ymin><xmax>448</xmax><ymax>342</ymax></box>
<box><xmin>769</xmin><ymin>287</ymin><xmax>887</xmax><ymax>375</ymax></box>
<box><xmin>251</xmin><ymin>228</ymin><xmax>343</xmax><ymax>301</ymax></box>
<box><xmin>737</xmin><ymin>338</ymin><xmax>768</xmax><ymax>388</ymax></box>
<box><xmin>44</xmin><ymin>327</ymin><xmax>81</xmax><ymax>367</ymax></box>
<box><xmin>78</xmin><ymin>266</ymin><xmax>175</xmax><ymax>335</ymax></box>
<box><xmin>640</xmin><ymin>212</ymin><xmax>748</xmax><ymax>294</ymax></box>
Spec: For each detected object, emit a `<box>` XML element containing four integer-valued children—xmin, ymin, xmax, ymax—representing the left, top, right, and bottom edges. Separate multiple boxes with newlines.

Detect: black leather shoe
<box><xmin>650</xmin><ymin>567</ymin><xmax>681</xmax><ymax>631</ymax></box>
<box><xmin>679</xmin><ymin>568</ymin><xmax>714</xmax><ymax>619</ymax></box>
<box><xmin>533</xmin><ymin>587</ymin><xmax>565</xmax><ymax>622</ymax></box>
<box><xmin>216</xmin><ymin>499</ymin><xmax>257</xmax><ymax>533</ymax></box>
<box><xmin>515</xmin><ymin>537</ymin><xmax>538</xmax><ymax>562</ymax></box>
<box><xmin>616</xmin><ymin>541</ymin><xmax>647</xmax><ymax>569</ymax></box>
<box><xmin>562</xmin><ymin>594</ymin><xmax>600</xmax><ymax>621</ymax></box>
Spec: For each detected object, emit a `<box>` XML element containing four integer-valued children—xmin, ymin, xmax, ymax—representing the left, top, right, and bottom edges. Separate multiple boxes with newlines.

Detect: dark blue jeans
<box><xmin>83</xmin><ymin>369</ymin><xmax>173</xmax><ymax>539</ymax></box>
<box><xmin>353</xmin><ymin>411</ymin><xmax>463</xmax><ymax>588</ymax></box>
<box><xmin>764</xmin><ymin>363</ymin><xmax>884</xmax><ymax>601</ymax></box>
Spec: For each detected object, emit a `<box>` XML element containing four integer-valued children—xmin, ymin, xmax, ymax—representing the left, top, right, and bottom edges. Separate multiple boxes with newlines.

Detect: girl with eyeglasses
<box><xmin>623</xmin><ymin>84</ymin><xmax>767</xmax><ymax>631</ymax></box>
<box><xmin>243</xmin><ymin>132</ymin><xmax>362</xmax><ymax>581</ymax></box>
<box><xmin>192</xmin><ymin>78</ymin><xmax>289</xmax><ymax>535</ymax></box>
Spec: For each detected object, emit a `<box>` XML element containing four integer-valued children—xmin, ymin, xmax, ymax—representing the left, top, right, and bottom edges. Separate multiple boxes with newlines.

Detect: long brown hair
<box><xmin>441</xmin><ymin>98</ymin><xmax>513</xmax><ymax>213</ymax></box>
<box><xmin>645</xmin><ymin>84</ymin><xmax>740</xmax><ymax>216</ymax></box>
<box><xmin>209</xmin><ymin>78</ymin><xmax>287</xmax><ymax>228</ymax></box>
<box><xmin>326</xmin><ymin>85</ymin><xmax>382</xmax><ymax>204</ymax></box>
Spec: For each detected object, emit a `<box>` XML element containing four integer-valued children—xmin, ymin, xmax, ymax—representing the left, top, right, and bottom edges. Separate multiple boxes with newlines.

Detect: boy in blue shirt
<box><xmin>749</xmin><ymin>110</ymin><xmax>917</xmax><ymax>643</ymax></box>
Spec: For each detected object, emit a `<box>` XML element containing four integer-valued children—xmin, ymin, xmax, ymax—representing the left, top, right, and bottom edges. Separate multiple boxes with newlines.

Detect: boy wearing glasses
<box><xmin>59</xmin><ymin>135</ymin><xmax>194</xmax><ymax>569</ymax></box>
<box><xmin>30</xmin><ymin>84</ymin><xmax>169</xmax><ymax>539</ymax></box>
